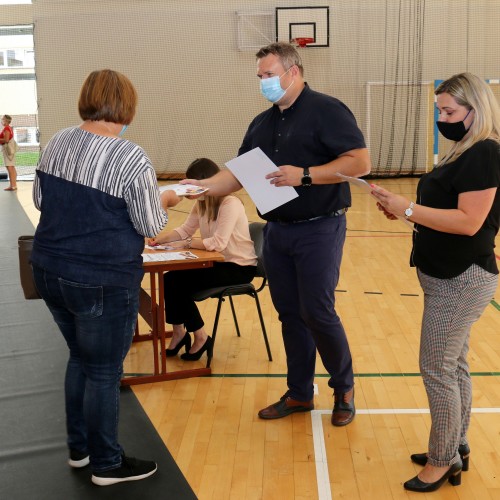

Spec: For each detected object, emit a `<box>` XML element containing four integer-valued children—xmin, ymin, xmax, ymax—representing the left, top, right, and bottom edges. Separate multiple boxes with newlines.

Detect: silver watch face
<box><xmin>404</xmin><ymin>207</ymin><xmax>413</xmax><ymax>217</ymax></box>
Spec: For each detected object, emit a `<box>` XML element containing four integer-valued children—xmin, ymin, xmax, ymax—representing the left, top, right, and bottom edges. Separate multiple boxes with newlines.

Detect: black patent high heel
<box><xmin>410</xmin><ymin>444</ymin><xmax>470</xmax><ymax>471</ymax></box>
<box><xmin>404</xmin><ymin>460</ymin><xmax>462</xmax><ymax>492</ymax></box>
<box><xmin>165</xmin><ymin>332</ymin><xmax>191</xmax><ymax>357</ymax></box>
<box><xmin>180</xmin><ymin>336</ymin><xmax>213</xmax><ymax>361</ymax></box>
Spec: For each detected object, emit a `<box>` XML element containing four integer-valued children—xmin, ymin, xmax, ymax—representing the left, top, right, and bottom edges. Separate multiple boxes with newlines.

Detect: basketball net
<box><xmin>290</xmin><ymin>37</ymin><xmax>314</xmax><ymax>48</ymax></box>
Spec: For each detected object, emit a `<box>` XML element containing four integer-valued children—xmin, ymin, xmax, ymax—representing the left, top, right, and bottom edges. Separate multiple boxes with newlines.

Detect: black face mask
<box><xmin>436</xmin><ymin>109</ymin><xmax>472</xmax><ymax>142</ymax></box>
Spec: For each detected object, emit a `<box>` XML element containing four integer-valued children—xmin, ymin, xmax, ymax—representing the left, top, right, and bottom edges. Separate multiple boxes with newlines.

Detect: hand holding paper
<box><xmin>225</xmin><ymin>148</ymin><xmax>298</xmax><ymax>214</ymax></box>
<box><xmin>336</xmin><ymin>173</ymin><xmax>417</xmax><ymax>232</ymax></box>
<box><xmin>369</xmin><ymin>182</ymin><xmax>418</xmax><ymax>232</ymax></box>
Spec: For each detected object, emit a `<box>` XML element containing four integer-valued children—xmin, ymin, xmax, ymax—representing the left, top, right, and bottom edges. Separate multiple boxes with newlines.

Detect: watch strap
<box><xmin>301</xmin><ymin>167</ymin><xmax>312</xmax><ymax>186</ymax></box>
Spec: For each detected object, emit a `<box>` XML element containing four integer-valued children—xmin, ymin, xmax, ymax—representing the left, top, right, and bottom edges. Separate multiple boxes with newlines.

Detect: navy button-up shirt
<box><xmin>238</xmin><ymin>85</ymin><xmax>366</xmax><ymax>222</ymax></box>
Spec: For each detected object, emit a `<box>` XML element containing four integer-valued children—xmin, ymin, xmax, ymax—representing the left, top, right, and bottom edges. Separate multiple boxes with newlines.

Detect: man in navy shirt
<box><xmin>188</xmin><ymin>42</ymin><xmax>370</xmax><ymax>426</ymax></box>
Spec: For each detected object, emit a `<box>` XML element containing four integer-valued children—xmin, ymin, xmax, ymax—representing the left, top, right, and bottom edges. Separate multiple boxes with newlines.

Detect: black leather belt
<box><xmin>274</xmin><ymin>208</ymin><xmax>347</xmax><ymax>224</ymax></box>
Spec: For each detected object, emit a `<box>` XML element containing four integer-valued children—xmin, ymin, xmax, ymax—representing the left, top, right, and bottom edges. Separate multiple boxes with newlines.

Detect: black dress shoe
<box><xmin>411</xmin><ymin>444</ymin><xmax>470</xmax><ymax>471</ymax></box>
<box><xmin>404</xmin><ymin>460</ymin><xmax>462</xmax><ymax>492</ymax></box>
<box><xmin>180</xmin><ymin>336</ymin><xmax>213</xmax><ymax>361</ymax></box>
<box><xmin>165</xmin><ymin>332</ymin><xmax>191</xmax><ymax>357</ymax></box>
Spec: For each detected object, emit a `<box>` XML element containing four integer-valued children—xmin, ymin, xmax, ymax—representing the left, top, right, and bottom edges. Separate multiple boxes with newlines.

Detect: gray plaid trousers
<box><xmin>418</xmin><ymin>264</ymin><xmax>498</xmax><ymax>467</ymax></box>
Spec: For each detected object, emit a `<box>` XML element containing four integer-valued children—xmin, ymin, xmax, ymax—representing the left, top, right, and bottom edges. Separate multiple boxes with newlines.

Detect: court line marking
<box><xmin>311</xmin><ymin>407</ymin><xmax>500</xmax><ymax>500</ymax></box>
<box><xmin>198</xmin><ymin>372</ymin><xmax>500</xmax><ymax>378</ymax></box>
<box><xmin>123</xmin><ymin>372</ymin><xmax>500</xmax><ymax>378</ymax></box>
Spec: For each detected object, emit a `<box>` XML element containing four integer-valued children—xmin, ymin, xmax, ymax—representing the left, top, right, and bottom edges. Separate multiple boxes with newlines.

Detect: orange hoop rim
<box><xmin>291</xmin><ymin>37</ymin><xmax>315</xmax><ymax>48</ymax></box>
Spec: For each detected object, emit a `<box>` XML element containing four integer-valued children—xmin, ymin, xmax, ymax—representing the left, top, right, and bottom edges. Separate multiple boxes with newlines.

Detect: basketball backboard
<box><xmin>276</xmin><ymin>6</ymin><xmax>329</xmax><ymax>47</ymax></box>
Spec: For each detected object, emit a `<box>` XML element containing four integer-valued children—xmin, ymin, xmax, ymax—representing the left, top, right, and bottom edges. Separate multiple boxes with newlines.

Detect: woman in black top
<box><xmin>372</xmin><ymin>72</ymin><xmax>500</xmax><ymax>493</ymax></box>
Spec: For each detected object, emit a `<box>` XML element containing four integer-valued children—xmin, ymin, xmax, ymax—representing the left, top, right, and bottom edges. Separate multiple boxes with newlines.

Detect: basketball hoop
<box><xmin>291</xmin><ymin>37</ymin><xmax>314</xmax><ymax>48</ymax></box>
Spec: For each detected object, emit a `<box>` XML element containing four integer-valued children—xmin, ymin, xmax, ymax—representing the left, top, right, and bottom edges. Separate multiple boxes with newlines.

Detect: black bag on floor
<box><xmin>18</xmin><ymin>235</ymin><xmax>41</xmax><ymax>299</ymax></box>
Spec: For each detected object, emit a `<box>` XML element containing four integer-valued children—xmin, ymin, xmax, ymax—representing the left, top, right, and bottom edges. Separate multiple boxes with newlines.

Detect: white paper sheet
<box><xmin>335</xmin><ymin>173</ymin><xmax>417</xmax><ymax>232</ymax></box>
<box><xmin>335</xmin><ymin>172</ymin><xmax>373</xmax><ymax>194</ymax></box>
<box><xmin>142</xmin><ymin>251</ymin><xmax>198</xmax><ymax>262</ymax></box>
<box><xmin>225</xmin><ymin>148</ymin><xmax>299</xmax><ymax>214</ymax></box>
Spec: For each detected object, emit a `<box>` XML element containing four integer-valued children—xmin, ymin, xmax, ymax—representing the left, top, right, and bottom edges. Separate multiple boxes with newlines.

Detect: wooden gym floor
<box><xmin>16</xmin><ymin>177</ymin><xmax>500</xmax><ymax>499</ymax></box>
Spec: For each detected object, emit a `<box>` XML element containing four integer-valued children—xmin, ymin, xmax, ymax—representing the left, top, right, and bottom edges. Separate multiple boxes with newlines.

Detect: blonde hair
<box><xmin>435</xmin><ymin>72</ymin><xmax>500</xmax><ymax>166</ymax></box>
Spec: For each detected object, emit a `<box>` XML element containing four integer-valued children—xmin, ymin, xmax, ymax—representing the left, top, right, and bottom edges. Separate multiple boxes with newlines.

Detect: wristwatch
<box><xmin>301</xmin><ymin>167</ymin><xmax>312</xmax><ymax>187</ymax></box>
<box><xmin>404</xmin><ymin>201</ymin><xmax>415</xmax><ymax>219</ymax></box>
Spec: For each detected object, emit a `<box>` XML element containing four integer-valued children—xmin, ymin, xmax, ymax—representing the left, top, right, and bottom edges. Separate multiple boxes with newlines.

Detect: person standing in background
<box><xmin>184</xmin><ymin>42</ymin><xmax>371</xmax><ymax>426</ymax></box>
<box><xmin>372</xmin><ymin>72</ymin><xmax>500</xmax><ymax>493</ymax></box>
<box><xmin>0</xmin><ymin>114</ymin><xmax>18</xmax><ymax>191</ymax></box>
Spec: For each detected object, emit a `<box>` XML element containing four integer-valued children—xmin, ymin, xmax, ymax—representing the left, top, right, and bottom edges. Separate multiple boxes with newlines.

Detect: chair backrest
<box><xmin>249</xmin><ymin>222</ymin><xmax>266</xmax><ymax>279</ymax></box>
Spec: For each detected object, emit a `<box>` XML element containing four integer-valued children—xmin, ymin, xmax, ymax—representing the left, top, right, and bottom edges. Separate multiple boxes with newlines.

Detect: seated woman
<box><xmin>150</xmin><ymin>158</ymin><xmax>257</xmax><ymax>361</ymax></box>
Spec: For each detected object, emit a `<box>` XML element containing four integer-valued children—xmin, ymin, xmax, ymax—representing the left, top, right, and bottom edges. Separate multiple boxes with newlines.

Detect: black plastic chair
<box><xmin>192</xmin><ymin>222</ymin><xmax>273</xmax><ymax>368</ymax></box>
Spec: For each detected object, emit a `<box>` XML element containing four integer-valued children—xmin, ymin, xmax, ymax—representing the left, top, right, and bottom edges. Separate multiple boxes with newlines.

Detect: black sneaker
<box><xmin>91</xmin><ymin>455</ymin><xmax>157</xmax><ymax>486</ymax></box>
<box><xmin>68</xmin><ymin>449</ymin><xmax>90</xmax><ymax>468</ymax></box>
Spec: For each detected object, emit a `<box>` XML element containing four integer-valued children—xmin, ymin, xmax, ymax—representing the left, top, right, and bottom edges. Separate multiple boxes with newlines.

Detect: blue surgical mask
<box><xmin>260</xmin><ymin>68</ymin><xmax>293</xmax><ymax>103</ymax></box>
<box><xmin>119</xmin><ymin>124</ymin><xmax>128</xmax><ymax>137</ymax></box>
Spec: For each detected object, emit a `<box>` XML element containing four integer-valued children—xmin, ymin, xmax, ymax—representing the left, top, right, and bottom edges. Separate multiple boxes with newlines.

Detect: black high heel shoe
<box><xmin>411</xmin><ymin>444</ymin><xmax>470</xmax><ymax>471</ymax></box>
<box><xmin>180</xmin><ymin>336</ymin><xmax>213</xmax><ymax>361</ymax></box>
<box><xmin>404</xmin><ymin>460</ymin><xmax>462</xmax><ymax>493</ymax></box>
<box><xmin>165</xmin><ymin>332</ymin><xmax>191</xmax><ymax>357</ymax></box>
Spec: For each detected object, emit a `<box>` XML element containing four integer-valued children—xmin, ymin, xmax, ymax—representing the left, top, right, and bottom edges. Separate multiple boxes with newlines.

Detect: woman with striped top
<box><xmin>31</xmin><ymin>69</ymin><xmax>179</xmax><ymax>486</ymax></box>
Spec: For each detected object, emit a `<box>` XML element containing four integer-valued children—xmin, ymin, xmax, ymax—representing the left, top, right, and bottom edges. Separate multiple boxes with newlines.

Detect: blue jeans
<box><xmin>32</xmin><ymin>265</ymin><xmax>139</xmax><ymax>472</ymax></box>
<box><xmin>263</xmin><ymin>217</ymin><xmax>353</xmax><ymax>401</ymax></box>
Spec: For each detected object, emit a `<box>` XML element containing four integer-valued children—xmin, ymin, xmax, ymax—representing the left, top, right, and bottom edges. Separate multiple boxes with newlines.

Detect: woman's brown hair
<box><xmin>185</xmin><ymin>158</ymin><xmax>224</xmax><ymax>222</ymax></box>
<box><xmin>78</xmin><ymin>69</ymin><xmax>137</xmax><ymax>124</ymax></box>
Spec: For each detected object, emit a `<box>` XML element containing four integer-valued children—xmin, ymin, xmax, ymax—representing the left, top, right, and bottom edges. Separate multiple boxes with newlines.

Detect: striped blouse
<box><xmin>32</xmin><ymin>127</ymin><xmax>167</xmax><ymax>288</ymax></box>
